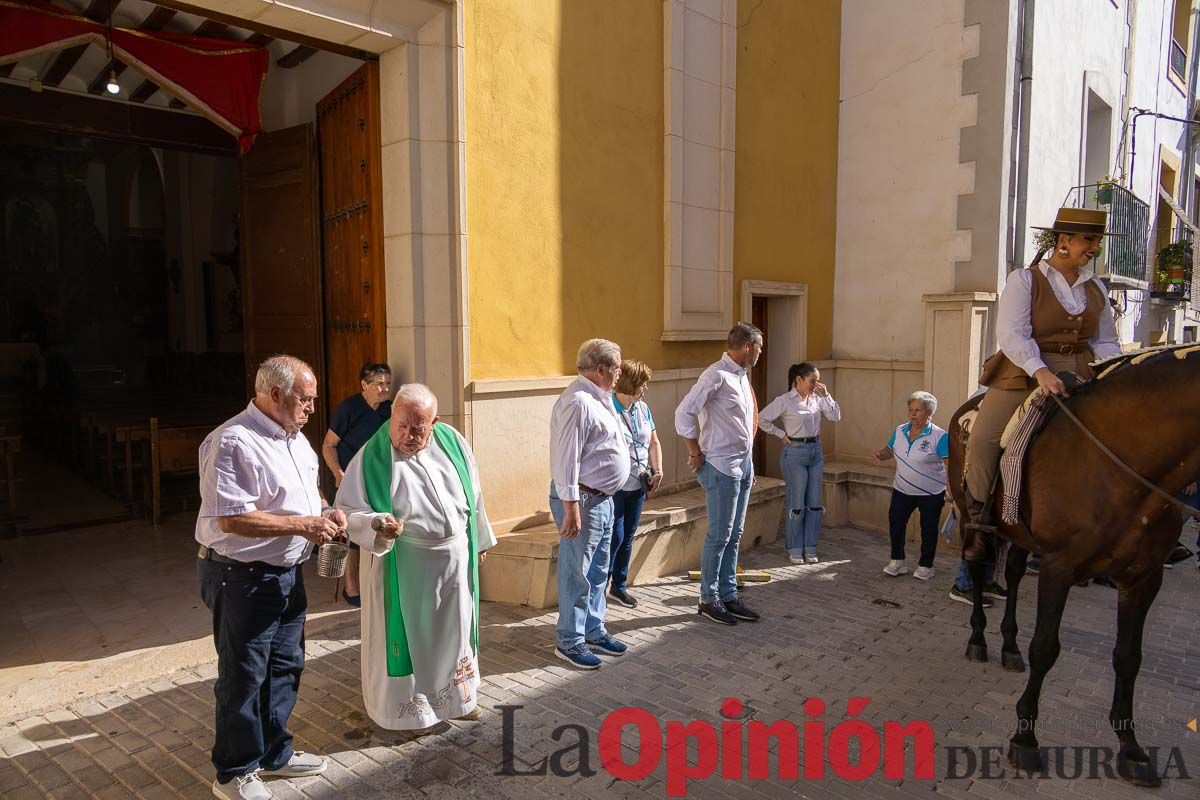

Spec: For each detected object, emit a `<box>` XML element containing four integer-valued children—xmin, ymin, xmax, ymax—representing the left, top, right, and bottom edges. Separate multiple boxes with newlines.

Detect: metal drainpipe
<box><xmin>1012</xmin><ymin>0</ymin><xmax>1035</xmax><ymax>272</ymax></box>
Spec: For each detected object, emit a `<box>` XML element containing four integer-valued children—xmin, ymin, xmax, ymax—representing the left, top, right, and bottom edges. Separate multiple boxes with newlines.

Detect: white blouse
<box><xmin>996</xmin><ymin>262</ymin><xmax>1122</xmax><ymax>376</ymax></box>
<box><xmin>758</xmin><ymin>389</ymin><xmax>841</xmax><ymax>440</ymax></box>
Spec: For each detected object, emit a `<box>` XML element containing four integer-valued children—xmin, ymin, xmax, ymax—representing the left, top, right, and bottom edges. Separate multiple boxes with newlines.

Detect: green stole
<box><xmin>360</xmin><ymin>421</ymin><xmax>480</xmax><ymax>678</ymax></box>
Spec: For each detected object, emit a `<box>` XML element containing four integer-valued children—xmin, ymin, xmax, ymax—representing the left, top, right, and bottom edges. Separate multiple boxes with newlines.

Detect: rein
<box><xmin>1049</xmin><ymin>394</ymin><xmax>1200</xmax><ymax>519</ymax></box>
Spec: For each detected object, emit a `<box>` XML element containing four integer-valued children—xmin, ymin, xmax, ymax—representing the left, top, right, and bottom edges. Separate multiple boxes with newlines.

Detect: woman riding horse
<box><xmin>962</xmin><ymin>207</ymin><xmax>1122</xmax><ymax>546</ymax></box>
<box><xmin>947</xmin><ymin>207</ymin><xmax>1200</xmax><ymax>787</ymax></box>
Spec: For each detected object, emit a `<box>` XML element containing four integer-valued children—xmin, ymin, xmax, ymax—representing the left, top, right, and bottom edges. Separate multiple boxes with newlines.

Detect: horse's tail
<box><xmin>946</xmin><ymin>393</ymin><xmax>985</xmax><ymax>516</ymax></box>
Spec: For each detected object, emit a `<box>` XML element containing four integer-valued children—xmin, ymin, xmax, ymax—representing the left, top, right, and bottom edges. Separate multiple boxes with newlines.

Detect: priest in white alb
<box><xmin>335</xmin><ymin>383</ymin><xmax>496</xmax><ymax>730</ymax></box>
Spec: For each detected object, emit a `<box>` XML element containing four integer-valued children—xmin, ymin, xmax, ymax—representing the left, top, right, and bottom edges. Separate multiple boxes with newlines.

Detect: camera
<box><xmin>638</xmin><ymin>471</ymin><xmax>653</xmax><ymax>493</ymax></box>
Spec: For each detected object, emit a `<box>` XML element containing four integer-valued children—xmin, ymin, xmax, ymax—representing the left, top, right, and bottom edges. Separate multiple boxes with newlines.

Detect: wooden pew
<box><xmin>149</xmin><ymin>418</ymin><xmax>213</xmax><ymax>525</ymax></box>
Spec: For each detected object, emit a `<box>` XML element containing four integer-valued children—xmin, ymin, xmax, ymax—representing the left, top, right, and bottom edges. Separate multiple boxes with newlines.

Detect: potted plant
<box><xmin>1154</xmin><ymin>267</ymin><xmax>1171</xmax><ymax>291</ymax></box>
<box><xmin>1157</xmin><ymin>239</ymin><xmax>1192</xmax><ymax>285</ymax></box>
<box><xmin>1093</xmin><ymin>176</ymin><xmax>1117</xmax><ymax>205</ymax></box>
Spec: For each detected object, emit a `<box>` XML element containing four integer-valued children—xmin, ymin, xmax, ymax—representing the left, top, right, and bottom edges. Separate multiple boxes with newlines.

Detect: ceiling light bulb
<box><xmin>105</xmin><ymin>69</ymin><xmax>119</xmax><ymax>94</ymax></box>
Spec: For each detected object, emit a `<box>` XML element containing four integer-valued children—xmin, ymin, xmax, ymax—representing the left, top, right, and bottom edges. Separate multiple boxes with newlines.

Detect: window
<box><xmin>1170</xmin><ymin>0</ymin><xmax>1190</xmax><ymax>80</ymax></box>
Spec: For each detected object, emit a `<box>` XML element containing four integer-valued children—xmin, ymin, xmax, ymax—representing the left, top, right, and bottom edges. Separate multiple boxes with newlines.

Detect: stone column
<box><xmin>921</xmin><ymin>292</ymin><xmax>996</xmax><ymax>413</ymax></box>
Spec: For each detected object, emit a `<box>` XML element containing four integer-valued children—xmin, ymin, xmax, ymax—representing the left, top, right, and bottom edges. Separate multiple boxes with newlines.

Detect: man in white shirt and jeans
<box><xmin>675</xmin><ymin>323</ymin><xmax>763</xmax><ymax>626</ymax></box>
<box><xmin>196</xmin><ymin>355</ymin><xmax>346</xmax><ymax>800</ymax></box>
<box><xmin>549</xmin><ymin>339</ymin><xmax>631</xmax><ymax>669</ymax></box>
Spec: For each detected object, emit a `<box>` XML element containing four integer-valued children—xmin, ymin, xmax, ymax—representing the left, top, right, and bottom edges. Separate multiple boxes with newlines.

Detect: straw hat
<box><xmin>1032</xmin><ymin>207</ymin><xmax>1122</xmax><ymax>236</ymax></box>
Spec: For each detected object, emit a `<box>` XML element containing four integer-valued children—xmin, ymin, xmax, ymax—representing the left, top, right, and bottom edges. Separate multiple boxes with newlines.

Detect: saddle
<box><xmin>961</xmin><ymin>371</ymin><xmax>1085</xmax><ymax>526</ymax></box>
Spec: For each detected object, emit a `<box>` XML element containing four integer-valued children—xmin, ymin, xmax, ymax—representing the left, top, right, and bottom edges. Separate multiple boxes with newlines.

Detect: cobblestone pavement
<box><xmin>2</xmin><ymin>526</ymin><xmax>1198</xmax><ymax>799</ymax></box>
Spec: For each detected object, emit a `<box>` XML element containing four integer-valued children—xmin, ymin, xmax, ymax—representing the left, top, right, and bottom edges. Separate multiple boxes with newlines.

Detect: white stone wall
<box><xmin>1022</xmin><ymin>0</ymin><xmax>1127</xmax><ymax>243</ymax></box>
<box><xmin>833</xmin><ymin>0</ymin><xmax>980</xmax><ymax>461</ymax></box>
<box><xmin>1124</xmin><ymin>0</ymin><xmax>1194</xmax><ymax>345</ymax></box>
<box><xmin>834</xmin><ymin>0</ymin><xmax>976</xmax><ymax>363</ymax></box>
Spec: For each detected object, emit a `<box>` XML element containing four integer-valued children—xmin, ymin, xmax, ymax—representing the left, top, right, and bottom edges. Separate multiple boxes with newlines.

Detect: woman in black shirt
<box><xmin>322</xmin><ymin>362</ymin><xmax>393</xmax><ymax>605</ymax></box>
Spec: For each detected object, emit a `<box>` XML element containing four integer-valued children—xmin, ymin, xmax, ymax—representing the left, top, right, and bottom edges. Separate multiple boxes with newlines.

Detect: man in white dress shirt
<box><xmin>197</xmin><ymin>355</ymin><xmax>343</xmax><ymax>800</ymax></box>
<box><xmin>335</xmin><ymin>384</ymin><xmax>496</xmax><ymax>730</ymax></box>
<box><xmin>675</xmin><ymin>323</ymin><xmax>764</xmax><ymax>626</ymax></box>
<box><xmin>549</xmin><ymin>339</ymin><xmax>631</xmax><ymax>669</ymax></box>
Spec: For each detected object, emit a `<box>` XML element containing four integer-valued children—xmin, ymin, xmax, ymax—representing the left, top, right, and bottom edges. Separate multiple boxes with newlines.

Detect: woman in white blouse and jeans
<box><xmin>758</xmin><ymin>363</ymin><xmax>841</xmax><ymax>563</ymax></box>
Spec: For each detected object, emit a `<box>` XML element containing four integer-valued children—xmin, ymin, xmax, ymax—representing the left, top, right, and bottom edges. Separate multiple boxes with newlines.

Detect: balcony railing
<box><xmin>1062</xmin><ymin>183</ymin><xmax>1150</xmax><ymax>283</ymax></box>
<box><xmin>1170</xmin><ymin>38</ymin><xmax>1187</xmax><ymax>78</ymax></box>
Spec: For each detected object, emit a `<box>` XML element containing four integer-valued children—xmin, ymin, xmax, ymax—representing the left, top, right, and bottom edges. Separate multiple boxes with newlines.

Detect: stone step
<box><xmin>479</xmin><ymin>477</ymin><xmax>786</xmax><ymax>608</ymax></box>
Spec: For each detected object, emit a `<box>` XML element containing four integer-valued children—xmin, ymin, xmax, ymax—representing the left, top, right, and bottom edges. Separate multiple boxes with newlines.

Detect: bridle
<box><xmin>1049</xmin><ymin>394</ymin><xmax>1200</xmax><ymax>519</ymax></box>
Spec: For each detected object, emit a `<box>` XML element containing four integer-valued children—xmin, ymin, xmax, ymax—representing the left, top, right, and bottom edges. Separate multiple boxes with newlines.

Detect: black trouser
<box><xmin>887</xmin><ymin>489</ymin><xmax>944</xmax><ymax>568</ymax></box>
<box><xmin>198</xmin><ymin>558</ymin><xmax>307</xmax><ymax>783</ymax></box>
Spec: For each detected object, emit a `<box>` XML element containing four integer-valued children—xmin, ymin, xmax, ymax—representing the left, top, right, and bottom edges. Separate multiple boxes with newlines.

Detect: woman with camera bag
<box><xmin>607</xmin><ymin>360</ymin><xmax>663</xmax><ymax>609</ymax></box>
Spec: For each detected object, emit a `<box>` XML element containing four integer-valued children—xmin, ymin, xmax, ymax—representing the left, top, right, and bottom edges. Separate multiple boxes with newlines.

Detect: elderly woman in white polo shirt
<box><xmin>872</xmin><ymin>391</ymin><xmax>949</xmax><ymax>580</ymax></box>
<box><xmin>758</xmin><ymin>362</ymin><xmax>841</xmax><ymax>564</ymax></box>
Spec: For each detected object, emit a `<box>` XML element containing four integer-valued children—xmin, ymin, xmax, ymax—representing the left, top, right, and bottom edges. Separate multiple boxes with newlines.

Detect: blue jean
<box><xmin>781</xmin><ymin>442</ymin><xmax>824</xmax><ymax>556</ymax></box>
<box><xmin>696</xmin><ymin>461</ymin><xmax>753</xmax><ymax>604</ymax></box>
<box><xmin>550</xmin><ymin>482</ymin><xmax>614</xmax><ymax>650</ymax></box>
<box><xmin>888</xmin><ymin>490</ymin><xmax>943</xmax><ymax>568</ymax></box>
<box><xmin>954</xmin><ymin>558</ymin><xmax>995</xmax><ymax>591</ymax></box>
<box><xmin>198</xmin><ymin>558</ymin><xmax>306</xmax><ymax>784</ymax></box>
<box><xmin>1180</xmin><ymin>486</ymin><xmax>1200</xmax><ymax>559</ymax></box>
<box><xmin>609</xmin><ymin>488</ymin><xmax>646</xmax><ymax>593</ymax></box>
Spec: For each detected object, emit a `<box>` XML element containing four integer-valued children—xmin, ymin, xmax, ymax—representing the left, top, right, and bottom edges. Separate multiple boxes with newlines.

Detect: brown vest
<box><xmin>978</xmin><ymin>264</ymin><xmax>1106</xmax><ymax>390</ymax></box>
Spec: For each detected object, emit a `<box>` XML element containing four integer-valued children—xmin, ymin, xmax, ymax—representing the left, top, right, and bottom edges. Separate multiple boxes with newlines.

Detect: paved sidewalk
<box><xmin>2</xmin><ymin>526</ymin><xmax>1197</xmax><ymax>799</ymax></box>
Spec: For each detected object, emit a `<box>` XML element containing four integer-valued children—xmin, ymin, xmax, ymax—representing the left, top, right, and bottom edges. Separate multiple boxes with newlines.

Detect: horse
<box><xmin>945</xmin><ymin>344</ymin><xmax>1200</xmax><ymax>787</ymax></box>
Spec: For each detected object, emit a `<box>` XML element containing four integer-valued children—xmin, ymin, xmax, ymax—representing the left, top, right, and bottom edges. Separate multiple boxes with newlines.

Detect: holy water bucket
<box><xmin>316</xmin><ymin>540</ymin><xmax>349</xmax><ymax>578</ymax></box>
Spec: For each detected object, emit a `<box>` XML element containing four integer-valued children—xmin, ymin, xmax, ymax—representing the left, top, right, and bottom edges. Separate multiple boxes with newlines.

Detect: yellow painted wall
<box><xmin>464</xmin><ymin>0</ymin><xmax>840</xmax><ymax>380</ymax></box>
<box><xmin>734</xmin><ymin>0</ymin><xmax>840</xmax><ymax>360</ymax></box>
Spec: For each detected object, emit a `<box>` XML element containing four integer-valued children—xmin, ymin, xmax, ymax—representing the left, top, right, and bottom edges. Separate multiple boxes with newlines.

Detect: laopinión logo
<box><xmin>497</xmin><ymin>697</ymin><xmax>936</xmax><ymax>797</ymax></box>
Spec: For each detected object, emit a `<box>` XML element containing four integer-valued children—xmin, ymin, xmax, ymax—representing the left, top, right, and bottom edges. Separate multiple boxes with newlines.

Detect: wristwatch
<box><xmin>372</xmin><ymin>516</ymin><xmax>387</xmax><ymax>532</ymax></box>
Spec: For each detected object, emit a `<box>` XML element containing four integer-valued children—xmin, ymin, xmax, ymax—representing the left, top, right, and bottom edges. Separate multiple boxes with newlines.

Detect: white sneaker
<box><xmin>213</xmin><ymin>772</ymin><xmax>271</xmax><ymax>800</ymax></box>
<box><xmin>912</xmin><ymin>566</ymin><xmax>935</xmax><ymax>581</ymax></box>
<box><xmin>788</xmin><ymin>554</ymin><xmax>806</xmax><ymax>564</ymax></box>
<box><xmin>805</xmin><ymin>554</ymin><xmax>819</xmax><ymax>564</ymax></box>
<box><xmin>257</xmin><ymin>751</ymin><xmax>327</xmax><ymax>779</ymax></box>
<box><xmin>883</xmin><ymin>559</ymin><xmax>908</xmax><ymax>577</ymax></box>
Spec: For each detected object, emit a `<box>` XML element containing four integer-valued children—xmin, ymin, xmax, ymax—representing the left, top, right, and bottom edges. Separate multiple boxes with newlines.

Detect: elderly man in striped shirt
<box><xmin>196</xmin><ymin>355</ymin><xmax>345</xmax><ymax>800</ymax></box>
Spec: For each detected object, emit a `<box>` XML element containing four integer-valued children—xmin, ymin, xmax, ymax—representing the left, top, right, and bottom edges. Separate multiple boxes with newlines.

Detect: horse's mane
<box><xmin>1068</xmin><ymin>343</ymin><xmax>1200</xmax><ymax>400</ymax></box>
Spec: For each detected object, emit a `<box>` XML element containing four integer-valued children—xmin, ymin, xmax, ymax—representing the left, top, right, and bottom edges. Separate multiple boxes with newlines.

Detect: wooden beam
<box><xmin>192</xmin><ymin>20</ymin><xmax>231</xmax><ymax>40</ymax></box>
<box><xmin>0</xmin><ymin>82</ymin><xmax>235</xmax><ymax>155</ymax></box>
<box><xmin>124</xmin><ymin>5</ymin><xmax>180</xmax><ymax>104</ymax></box>
<box><xmin>147</xmin><ymin>0</ymin><xmax>376</xmax><ymax>62</ymax></box>
<box><xmin>277</xmin><ymin>45</ymin><xmax>317</xmax><ymax>69</ymax></box>
<box><xmin>40</xmin><ymin>0</ymin><xmax>123</xmax><ymax>88</ymax></box>
<box><xmin>245</xmin><ymin>33</ymin><xmax>275</xmax><ymax>48</ymax></box>
<box><xmin>139</xmin><ymin>6</ymin><xmax>177</xmax><ymax>32</ymax></box>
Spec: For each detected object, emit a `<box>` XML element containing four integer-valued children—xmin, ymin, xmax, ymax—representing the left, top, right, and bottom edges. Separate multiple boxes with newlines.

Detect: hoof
<box><xmin>1118</xmin><ymin>751</ymin><xmax>1162</xmax><ymax>788</ymax></box>
<box><xmin>1001</xmin><ymin>650</ymin><xmax>1026</xmax><ymax>672</ymax></box>
<box><xmin>965</xmin><ymin>643</ymin><xmax>988</xmax><ymax>663</ymax></box>
<box><xmin>1007</xmin><ymin>741</ymin><xmax>1043</xmax><ymax>773</ymax></box>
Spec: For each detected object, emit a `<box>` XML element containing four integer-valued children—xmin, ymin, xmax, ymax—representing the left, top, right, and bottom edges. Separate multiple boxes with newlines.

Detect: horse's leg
<box><xmin>964</xmin><ymin>559</ymin><xmax>989</xmax><ymax>662</ymax></box>
<box><xmin>1007</xmin><ymin>571</ymin><xmax>1071</xmax><ymax>773</ymax></box>
<box><xmin>1000</xmin><ymin>546</ymin><xmax>1028</xmax><ymax>672</ymax></box>
<box><xmin>1111</xmin><ymin>570</ymin><xmax>1164</xmax><ymax>787</ymax></box>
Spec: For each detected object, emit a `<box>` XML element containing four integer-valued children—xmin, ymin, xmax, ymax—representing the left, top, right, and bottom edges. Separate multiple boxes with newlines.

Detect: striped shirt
<box><xmin>195</xmin><ymin>401</ymin><xmax>322</xmax><ymax>567</ymax></box>
<box><xmin>886</xmin><ymin>421</ymin><xmax>949</xmax><ymax>496</ymax></box>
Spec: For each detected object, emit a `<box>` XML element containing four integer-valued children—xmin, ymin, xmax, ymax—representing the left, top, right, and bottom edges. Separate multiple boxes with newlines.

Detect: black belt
<box><xmin>578</xmin><ymin>482</ymin><xmax>612</xmax><ymax>498</ymax></box>
<box><xmin>788</xmin><ymin>436</ymin><xmax>820</xmax><ymax>444</ymax></box>
<box><xmin>197</xmin><ymin>544</ymin><xmax>292</xmax><ymax>573</ymax></box>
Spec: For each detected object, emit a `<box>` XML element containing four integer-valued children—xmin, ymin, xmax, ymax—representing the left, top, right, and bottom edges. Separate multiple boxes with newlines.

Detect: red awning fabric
<box><xmin>0</xmin><ymin>0</ymin><xmax>270</xmax><ymax>151</ymax></box>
